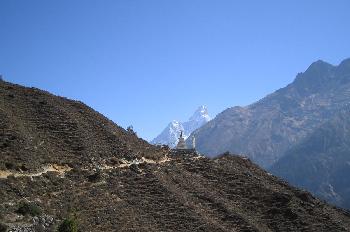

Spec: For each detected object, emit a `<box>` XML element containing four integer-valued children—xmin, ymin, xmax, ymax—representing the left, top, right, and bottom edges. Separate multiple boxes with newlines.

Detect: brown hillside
<box><xmin>1</xmin><ymin>81</ymin><xmax>350</xmax><ymax>232</ymax></box>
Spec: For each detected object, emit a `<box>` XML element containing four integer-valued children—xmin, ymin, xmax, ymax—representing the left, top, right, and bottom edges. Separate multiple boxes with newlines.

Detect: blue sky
<box><xmin>1</xmin><ymin>1</ymin><xmax>349</xmax><ymax>141</ymax></box>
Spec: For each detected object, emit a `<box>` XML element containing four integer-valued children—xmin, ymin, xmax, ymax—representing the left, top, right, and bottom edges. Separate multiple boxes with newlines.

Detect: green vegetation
<box><xmin>57</xmin><ymin>217</ymin><xmax>78</xmax><ymax>232</ymax></box>
<box><xmin>126</xmin><ymin>125</ymin><xmax>137</xmax><ymax>135</ymax></box>
<box><xmin>16</xmin><ymin>201</ymin><xmax>42</xmax><ymax>217</ymax></box>
<box><xmin>0</xmin><ymin>223</ymin><xmax>8</xmax><ymax>232</ymax></box>
<box><xmin>87</xmin><ymin>171</ymin><xmax>101</xmax><ymax>182</ymax></box>
<box><xmin>4</xmin><ymin>162</ymin><xmax>14</xmax><ymax>170</ymax></box>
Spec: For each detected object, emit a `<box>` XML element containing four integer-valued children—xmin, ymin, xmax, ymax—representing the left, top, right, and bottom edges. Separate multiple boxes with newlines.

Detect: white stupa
<box><xmin>176</xmin><ymin>131</ymin><xmax>187</xmax><ymax>149</ymax></box>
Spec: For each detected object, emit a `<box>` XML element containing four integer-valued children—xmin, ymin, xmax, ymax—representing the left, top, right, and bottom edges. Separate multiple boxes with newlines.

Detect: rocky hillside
<box><xmin>270</xmin><ymin>105</ymin><xmax>350</xmax><ymax>210</ymax></box>
<box><xmin>187</xmin><ymin>58</ymin><xmax>350</xmax><ymax>168</ymax></box>
<box><xmin>1</xmin><ymin>81</ymin><xmax>350</xmax><ymax>231</ymax></box>
<box><xmin>0</xmin><ymin>81</ymin><xmax>164</xmax><ymax>173</ymax></box>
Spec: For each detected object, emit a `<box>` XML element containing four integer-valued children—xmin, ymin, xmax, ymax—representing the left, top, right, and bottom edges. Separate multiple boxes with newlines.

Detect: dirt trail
<box><xmin>0</xmin><ymin>156</ymin><xmax>173</xmax><ymax>179</ymax></box>
<box><xmin>0</xmin><ymin>164</ymin><xmax>72</xmax><ymax>179</ymax></box>
<box><xmin>102</xmin><ymin>156</ymin><xmax>172</xmax><ymax>169</ymax></box>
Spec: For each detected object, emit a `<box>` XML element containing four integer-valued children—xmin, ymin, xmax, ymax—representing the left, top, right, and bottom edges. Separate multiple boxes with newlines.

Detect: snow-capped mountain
<box><xmin>151</xmin><ymin>106</ymin><xmax>211</xmax><ymax>148</ymax></box>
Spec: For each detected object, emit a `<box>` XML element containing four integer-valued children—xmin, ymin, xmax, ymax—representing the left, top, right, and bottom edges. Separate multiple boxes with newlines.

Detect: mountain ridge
<box><xmin>187</xmin><ymin>58</ymin><xmax>350</xmax><ymax>168</ymax></box>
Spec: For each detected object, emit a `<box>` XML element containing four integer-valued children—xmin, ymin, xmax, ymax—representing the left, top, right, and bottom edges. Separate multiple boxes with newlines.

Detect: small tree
<box><xmin>126</xmin><ymin>125</ymin><xmax>136</xmax><ymax>135</ymax></box>
<box><xmin>16</xmin><ymin>201</ymin><xmax>42</xmax><ymax>216</ymax></box>
<box><xmin>57</xmin><ymin>216</ymin><xmax>78</xmax><ymax>232</ymax></box>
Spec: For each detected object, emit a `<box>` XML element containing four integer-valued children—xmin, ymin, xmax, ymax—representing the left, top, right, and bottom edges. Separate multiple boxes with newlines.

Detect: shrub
<box><xmin>0</xmin><ymin>223</ymin><xmax>8</xmax><ymax>232</ymax></box>
<box><xmin>16</xmin><ymin>201</ymin><xmax>42</xmax><ymax>216</ymax></box>
<box><xmin>57</xmin><ymin>217</ymin><xmax>78</xmax><ymax>232</ymax></box>
<box><xmin>4</xmin><ymin>162</ymin><xmax>14</xmax><ymax>170</ymax></box>
<box><xmin>87</xmin><ymin>171</ymin><xmax>101</xmax><ymax>182</ymax></box>
<box><xmin>126</xmin><ymin>125</ymin><xmax>137</xmax><ymax>135</ymax></box>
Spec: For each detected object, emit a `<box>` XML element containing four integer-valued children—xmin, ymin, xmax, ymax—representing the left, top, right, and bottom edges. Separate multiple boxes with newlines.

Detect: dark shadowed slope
<box><xmin>1</xmin><ymin>81</ymin><xmax>350</xmax><ymax>231</ymax></box>
<box><xmin>270</xmin><ymin>106</ymin><xmax>350</xmax><ymax>210</ymax></box>
<box><xmin>0</xmin><ymin>81</ymin><xmax>164</xmax><ymax>172</ymax></box>
<box><xmin>187</xmin><ymin>58</ymin><xmax>350</xmax><ymax>168</ymax></box>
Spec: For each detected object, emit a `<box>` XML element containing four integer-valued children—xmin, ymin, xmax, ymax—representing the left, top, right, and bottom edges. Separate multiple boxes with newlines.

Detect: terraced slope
<box><xmin>0</xmin><ymin>81</ymin><xmax>164</xmax><ymax>172</ymax></box>
<box><xmin>1</xmin><ymin>81</ymin><xmax>350</xmax><ymax>231</ymax></box>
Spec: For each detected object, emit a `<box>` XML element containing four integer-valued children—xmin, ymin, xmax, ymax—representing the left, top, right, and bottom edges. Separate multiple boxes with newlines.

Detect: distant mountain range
<box><xmin>187</xmin><ymin>58</ymin><xmax>350</xmax><ymax>168</ymax></box>
<box><xmin>270</xmin><ymin>105</ymin><xmax>350</xmax><ymax>209</ymax></box>
<box><xmin>186</xmin><ymin>58</ymin><xmax>350</xmax><ymax>209</ymax></box>
<box><xmin>151</xmin><ymin>106</ymin><xmax>210</xmax><ymax>148</ymax></box>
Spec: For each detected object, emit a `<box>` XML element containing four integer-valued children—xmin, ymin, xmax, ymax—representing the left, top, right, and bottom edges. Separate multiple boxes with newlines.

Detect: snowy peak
<box><xmin>170</xmin><ymin>120</ymin><xmax>182</xmax><ymax>128</ymax></box>
<box><xmin>151</xmin><ymin>106</ymin><xmax>211</xmax><ymax>148</ymax></box>
<box><xmin>183</xmin><ymin>106</ymin><xmax>211</xmax><ymax>136</ymax></box>
<box><xmin>189</xmin><ymin>106</ymin><xmax>211</xmax><ymax>122</ymax></box>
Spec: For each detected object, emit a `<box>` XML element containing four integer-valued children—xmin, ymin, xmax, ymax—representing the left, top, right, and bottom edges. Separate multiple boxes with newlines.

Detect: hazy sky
<box><xmin>1</xmin><ymin>0</ymin><xmax>350</xmax><ymax>140</ymax></box>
